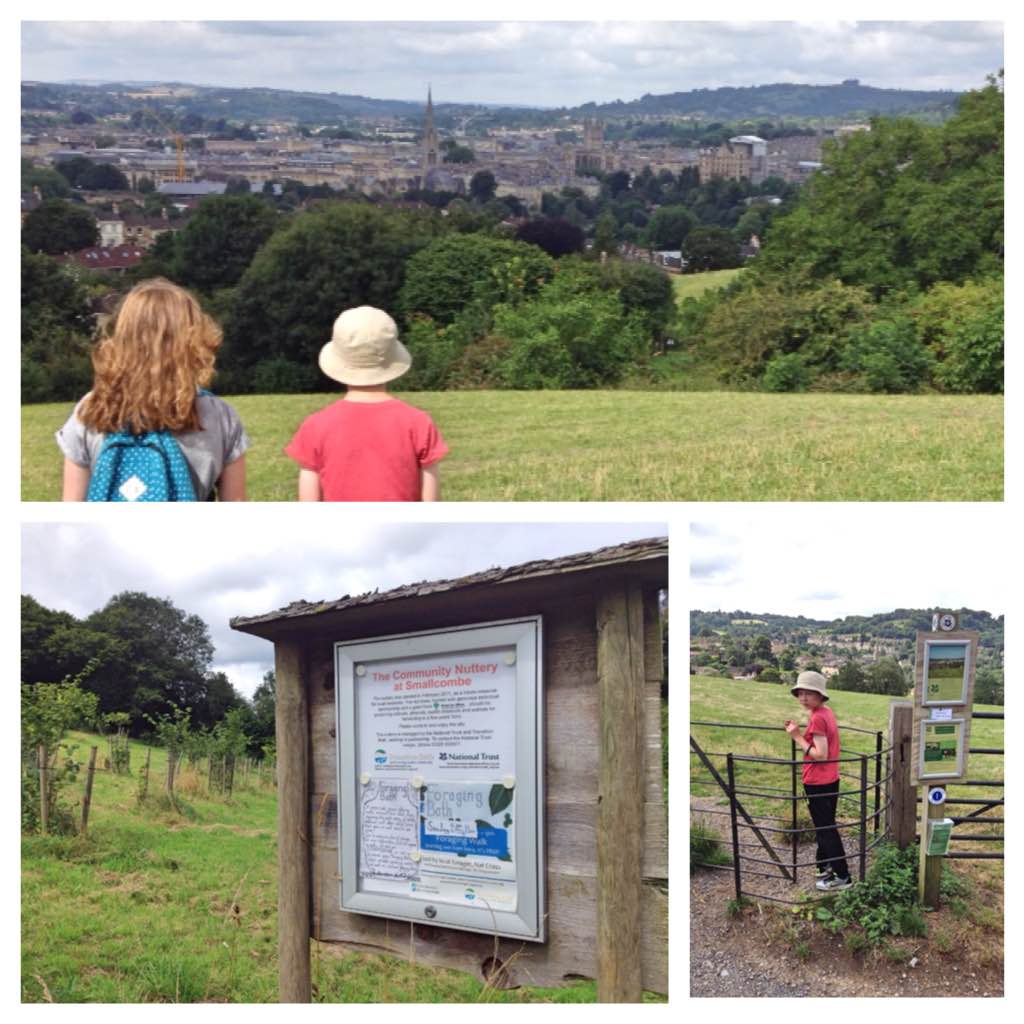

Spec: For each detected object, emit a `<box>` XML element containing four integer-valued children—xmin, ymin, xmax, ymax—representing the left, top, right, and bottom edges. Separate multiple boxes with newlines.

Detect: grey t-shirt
<box><xmin>56</xmin><ymin>393</ymin><xmax>251</xmax><ymax>500</ymax></box>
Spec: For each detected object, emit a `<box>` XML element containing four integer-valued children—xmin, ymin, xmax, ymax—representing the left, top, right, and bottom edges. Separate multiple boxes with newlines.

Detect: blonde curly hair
<box><xmin>79</xmin><ymin>278</ymin><xmax>222</xmax><ymax>434</ymax></box>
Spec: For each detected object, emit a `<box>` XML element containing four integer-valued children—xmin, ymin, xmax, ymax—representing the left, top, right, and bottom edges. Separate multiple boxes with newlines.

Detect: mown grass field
<box><xmin>670</xmin><ymin>267</ymin><xmax>743</xmax><ymax>302</ymax></box>
<box><xmin>22</xmin><ymin>731</ymin><xmax>659</xmax><ymax>1003</ymax></box>
<box><xmin>23</xmin><ymin>390</ymin><xmax>1003</xmax><ymax>501</ymax></box>
<box><xmin>689</xmin><ymin>677</ymin><xmax>1004</xmax><ymax>849</ymax></box>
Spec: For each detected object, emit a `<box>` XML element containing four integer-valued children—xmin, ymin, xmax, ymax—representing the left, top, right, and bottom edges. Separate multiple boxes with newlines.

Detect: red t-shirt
<box><xmin>285</xmin><ymin>398</ymin><xmax>448</xmax><ymax>502</ymax></box>
<box><xmin>803</xmin><ymin>705</ymin><xmax>840</xmax><ymax>785</ymax></box>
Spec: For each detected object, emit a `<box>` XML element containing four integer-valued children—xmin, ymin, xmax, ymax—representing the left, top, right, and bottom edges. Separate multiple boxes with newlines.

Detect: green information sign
<box><xmin>927</xmin><ymin>819</ymin><xmax>954</xmax><ymax>856</ymax></box>
<box><xmin>919</xmin><ymin>719</ymin><xmax>965</xmax><ymax>778</ymax></box>
<box><xmin>924</xmin><ymin>642</ymin><xmax>969</xmax><ymax>704</ymax></box>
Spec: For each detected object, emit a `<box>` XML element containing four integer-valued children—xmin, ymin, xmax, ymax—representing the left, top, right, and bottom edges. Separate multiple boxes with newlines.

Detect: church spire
<box><xmin>422</xmin><ymin>84</ymin><xmax>438</xmax><ymax>182</ymax></box>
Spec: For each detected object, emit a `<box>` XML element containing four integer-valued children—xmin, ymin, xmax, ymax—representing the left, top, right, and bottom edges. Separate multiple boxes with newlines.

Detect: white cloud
<box><xmin>22</xmin><ymin>520</ymin><xmax>666</xmax><ymax>697</ymax></box>
<box><xmin>690</xmin><ymin>507</ymin><xmax>1006</xmax><ymax>620</ymax></box>
<box><xmin>20</xmin><ymin>20</ymin><xmax>1003</xmax><ymax>104</ymax></box>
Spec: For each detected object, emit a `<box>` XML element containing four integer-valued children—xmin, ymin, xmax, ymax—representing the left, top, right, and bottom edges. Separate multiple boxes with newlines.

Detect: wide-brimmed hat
<box><xmin>791</xmin><ymin>670</ymin><xmax>829</xmax><ymax>701</ymax></box>
<box><xmin>318</xmin><ymin>306</ymin><xmax>412</xmax><ymax>386</ymax></box>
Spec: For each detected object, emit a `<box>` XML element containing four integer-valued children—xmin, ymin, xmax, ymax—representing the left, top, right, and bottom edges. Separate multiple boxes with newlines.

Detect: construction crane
<box><xmin>138</xmin><ymin>107</ymin><xmax>186</xmax><ymax>182</ymax></box>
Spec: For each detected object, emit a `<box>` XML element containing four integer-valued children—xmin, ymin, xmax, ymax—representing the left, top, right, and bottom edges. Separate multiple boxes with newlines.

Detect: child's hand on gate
<box><xmin>783</xmin><ymin>719</ymin><xmax>801</xmax><ymax>738</ymax></box>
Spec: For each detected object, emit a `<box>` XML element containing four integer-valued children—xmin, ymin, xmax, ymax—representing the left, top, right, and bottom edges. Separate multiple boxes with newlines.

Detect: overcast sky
<box><xmin>21</xmin><ymin>518</ymin><xmax>666</xmax><ymax>698</ymax></box>
<box><xmin>20</xmin><ymin>17</ymin><xmax>1004</xmax><ymax>107</ymax></box>
<box><xmin>690</xmin><ymin>508</ymin><xmax>1005</xmax><ymax>621</ymax></box>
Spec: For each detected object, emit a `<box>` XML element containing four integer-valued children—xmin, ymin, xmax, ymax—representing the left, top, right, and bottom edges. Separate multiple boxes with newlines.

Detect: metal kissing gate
<box><xmin>691</xmin><ymin>711</ymin><xmax>1004</xmax><ymax>905</ymax></box>
<box><xmin>690</xmin><ymin>720</ymin><xmax>891</xmax><ymax>905</ymax></box>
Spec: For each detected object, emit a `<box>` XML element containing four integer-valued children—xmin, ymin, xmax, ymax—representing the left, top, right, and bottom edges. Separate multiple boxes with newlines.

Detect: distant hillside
<box><xmin>21</xmin><ymin>80</ymin><xmax>479</xmax><ymax>126</ymax></box>
<box><xmin>691</xmin><ymin>608</ymin><xmax>1003</xmax><ymax>655</ymax></box>
<box><xmin>570</xmin><ymin>80</ymin><xmax>961</xmax><ymax>120</ymax></box>
<box><xmin>22</xmin><ymin>77</ymin><xmax>963</xmax><ymax>129</ymax></box>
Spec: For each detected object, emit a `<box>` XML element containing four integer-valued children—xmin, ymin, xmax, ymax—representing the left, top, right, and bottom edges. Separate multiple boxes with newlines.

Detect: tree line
<box><xmin>22</xmin><ymin>592</ymin><xmax>275</xmax><ymax>756</ymax></box>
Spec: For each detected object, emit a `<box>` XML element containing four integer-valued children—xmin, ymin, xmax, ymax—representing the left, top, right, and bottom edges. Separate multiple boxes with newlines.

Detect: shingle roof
<box><xmin>230</xmin><ymin>536</ymin><xmax>667</xmax><ymax>633</ymax></box>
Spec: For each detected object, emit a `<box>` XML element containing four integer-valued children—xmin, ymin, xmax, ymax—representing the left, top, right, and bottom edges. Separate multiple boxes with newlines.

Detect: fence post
<box><xmin>276</xmin><ymin>639</ymin><xmax>311</xmax><ymax>1003</ymax></box>
<box><xmin>858</xmin><ymin>755</ymin><xmax>868</xmax><ymax>881</ymax></box>
<box><xmin>727</xmin><ymin>754</ymin><xmax>742</xmax><ymax>902</ymax></box>
<box><xmin>873</xmin><ymin>731</ymin><xmax>882</xmax><ymax>836</ymax></box>
<box><xmin>596</xmin><ymin>582</ymin><xmax>645</xmax><ymax>1003</ymax></box>
<box><xmin>790</xmin><ymin>738</ymin><xmax>798</xmax><ymax>882</ymax></box>
<box><xmin>81</xmin><ymin>746</ymin><xmax>98</xmax><ymax>833</ymax></box>
<box><xmin>919</xmin><ymin>788</ymin><xmax>945</xmax><ymax>908</ymax></box>
<box><xmin>166</xmin><ymin>748</ymin><xmax>176</xmax><ymax>795</ymax></box>
<box><xmin>38</xmin><ymin>745</ymin><xmax>49</xmax><ymax>835</ymax></box>
<box><xmin>140</xmin><ymin>747</ymin><xmax>152</xmax><ymax>801</ymax></box>
<box><xmin>887</xmin><ymin>702</ymin><xmax>915</xmax><ymax>848</ymax></box>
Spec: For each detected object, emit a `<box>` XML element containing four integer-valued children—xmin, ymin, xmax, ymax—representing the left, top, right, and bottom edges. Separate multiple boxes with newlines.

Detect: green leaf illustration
<box><xmin>489</xmin><ymin>784</ymin><xmax>513</xmax><ymax>816</ymax></box>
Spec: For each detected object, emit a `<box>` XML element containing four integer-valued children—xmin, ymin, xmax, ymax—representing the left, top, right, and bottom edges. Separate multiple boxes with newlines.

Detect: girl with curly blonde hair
<box><xmin>57</xmin><ymin>278</ymin><xmax>249</xmax><ymax>500</ymax></box>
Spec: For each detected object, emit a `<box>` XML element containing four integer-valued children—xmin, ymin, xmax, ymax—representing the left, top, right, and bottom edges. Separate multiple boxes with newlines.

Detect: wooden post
<box><xmin>38</xmin><ymin>745</ymin><xmax>49</xmax><ymax>835</ymax></box>
<box><xmin>166</xmin><ymin>749</ymin><xmax>176</xmax><ymax>794</ymax></box>
<box><xmin>140</xmin><ymin>747</ymin><xmax>152</xmax><ymax>801</ymax></box>
<box><xmin>596</xmin><ymin>580</ymin><xmax>645</xmax><ymax>1003</ymax></box>
<box><xmin>887</xmin><ymin>702</ymin><xmax>915</xmax><ymax>849</ymax></box>
<box><xmin>81</xmin><ymin>746</ymin><xmax>98</xmax><ymax>833</ymax></box>
<box><xmin>918</xmin><ymin>789</ymin><xmax>945</xmax><ymax>907</ymax></box>
<box><xmin>276</xmin><ymin>639</ymin><xmax>311</xmax><ymax>1003</ymax></box>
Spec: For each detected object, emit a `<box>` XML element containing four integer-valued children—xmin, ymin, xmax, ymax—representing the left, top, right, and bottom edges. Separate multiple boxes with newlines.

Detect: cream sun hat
<box><xmin>791</xmin><ymin>670</ymin><xmax>829</xmax><ymax>701</ymax></box>
<box><xmin>318</xmin><ymin>306</ymin><xmax>412</xmax><ymax>386</ymax></box>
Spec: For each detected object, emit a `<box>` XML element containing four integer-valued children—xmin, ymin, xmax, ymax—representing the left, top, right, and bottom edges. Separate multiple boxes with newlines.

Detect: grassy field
<box><xmin>670</xmin><ymin>268</ymin><xmax>744</xmax><ymax>302</ymax></box>
<box><xmin>24</xmin><ymin>390</ymin><xmax>1003</xmax><ymax>501</ymax></box>
<box><xmin>21</xmin><ymin>731</ymin><xmax>657</xmax><ymax>1003</ymax></box>
<box><xmin>690</xmin><ymin>677</ymin><xmax>1004</xmax><ymax>845</ymax></box>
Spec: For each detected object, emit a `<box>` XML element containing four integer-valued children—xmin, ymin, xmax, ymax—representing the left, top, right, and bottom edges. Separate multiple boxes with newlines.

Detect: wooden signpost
<box><xmin>910</xmin><ymin>613</ymin><xmax>979</xmax><ymax>907</ymax></box>
<box><xmin>231</xmin><ymin>538</ymin><xmax>668</xmax><ymax>1004</ymax></box>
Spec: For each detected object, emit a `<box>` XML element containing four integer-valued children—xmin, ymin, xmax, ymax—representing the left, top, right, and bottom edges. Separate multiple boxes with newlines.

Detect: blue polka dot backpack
<box><xmin>86</xmin><ymin>430</ymin><xmax>197</xmax><ymax>502</ymax></box>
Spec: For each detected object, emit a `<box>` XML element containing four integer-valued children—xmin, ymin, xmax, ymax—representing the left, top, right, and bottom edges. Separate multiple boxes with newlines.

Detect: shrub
<box><xmin>911</xmin><ymin>277</ymin><xmax>1003</xmax><ymax>394</ymax></box>
<box><xmin>762</xmin><ymin>353</ymin><xmax>811</xmax><ymax>392</ymax></box>
<box><xmin>249</xmin><ymin>357</ymin><xmax>320</xmax><ymax>394</ymax></box>
<box><xmin>841</xmin><ymin>316</ymin><xmax>934</xmax><ymax>393</ymax></box>
<box><xmin>813</xmin><ymin>843</ymin><xmax>922</xmax><ymax>944</ymax></box>
<box><xmin>491</xmin><ymin>270</ymin><xmax>648</xmax><ymax>389</ymax></box>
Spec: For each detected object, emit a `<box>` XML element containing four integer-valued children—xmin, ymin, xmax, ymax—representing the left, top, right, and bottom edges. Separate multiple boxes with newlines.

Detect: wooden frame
<box><xmin>231</xmin><ymin>537</ymin><xmax>668</xmax><ymax>1003</ymax></box>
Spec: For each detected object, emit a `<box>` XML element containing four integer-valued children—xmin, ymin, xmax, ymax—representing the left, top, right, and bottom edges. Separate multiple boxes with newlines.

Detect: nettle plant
<box><xmin>812</xmin><ymin>843</ymin><xmax>928</xmax><ymax>944</ymax></box>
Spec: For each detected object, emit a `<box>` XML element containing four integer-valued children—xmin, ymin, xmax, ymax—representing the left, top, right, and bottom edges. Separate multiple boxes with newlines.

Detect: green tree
<box><xmin>973</xmin><ymin>666</ymin><xmax>1003</xmax><ymax>706</ymax></box>
<box><xmin>224</xmin><ymin>203</ymin><xmax>442</xmax><ymax>383</ymax></box>
<box><xmin>833</xmin><ymin>660</ymin><xmax>866</xmax><ymax>693</ymax></box>
<box><xmin>865</xmin><ymin>658</ymin><xmax>909</xmax><ymax>696</ymax></box>
<box><xmin>469</xmin><ymin>169</ymin><xmax>497</xmax><ymax>203</ymax></box>
<box><xmin>85</xmin><ymin>592</ymin><xmax>215</xmax><ymax>727</ymax></box>
<box><xmin>443</xmin><ymin>144</ymin><xmax>476</xmax><ymax>164</ymax></box>
<box><xmin>21</xmin><ymin>158</ymin><xmax>71</xmax><ymax>199</ymax></box>
<box><xmin>756</xmin><ymin>76</ymin><xmax>1003</xmax><ymax>297</ymax></box>
<box><xmin>174</xmin><ymin>194</ymin><xmax>279</xmax><ymax>293</ymax></box>
<box><xmin>22</xmin><ymin>199</ymin><xmax>98</xmax><ymax>254</ymax></box>
<box><xmin>642</xmin><ymin>204</ymin><xmax>697</xmax><ymax>250</ymax></box>
<box><xmin>246</xmin><ymin>671</ymin><xmax>277</xmax><ymax>757</ymax></box>
<box><xmin>399</xmin><ymin>233</ymin><xmax>553</xmax><ymax>326</ymax></box>
<box><xmin>515</xmin><ymin>217</ymin><xmax>585</xmax><ymax>257</ymax></box>
<box><xmin>21</xmin><ymin>247</ymin><xmax>95</xmax><ymax>402</ymax></box>
<box><xmin>682</xmin><ymin>226</ymin><xmax>743</xmax><ymax>271</ymax></box>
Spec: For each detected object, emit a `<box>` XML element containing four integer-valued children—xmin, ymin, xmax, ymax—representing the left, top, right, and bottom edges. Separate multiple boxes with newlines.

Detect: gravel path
<box><xmin>690</xmin><ymin>797</ymin><xmax>1003</xmax><ymax>997</ymax></box>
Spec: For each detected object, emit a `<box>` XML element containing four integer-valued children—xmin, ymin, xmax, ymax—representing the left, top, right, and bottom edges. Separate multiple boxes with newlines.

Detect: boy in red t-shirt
<box><xmin>285</xmin><ymin>306</ymin><xmax>448</xmax><ymax>501</ymax></box>
<box><xmin>784</xmin><ymin>671</ymin><xmax>852</xmax><ymax>890</ymax></box>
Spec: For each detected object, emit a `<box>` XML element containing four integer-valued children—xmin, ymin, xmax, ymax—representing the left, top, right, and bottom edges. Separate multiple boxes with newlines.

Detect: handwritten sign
<box><xmin>358</xmin><ymin>781</ymin><xmax>419</xmax><ymax>880</ymax></box>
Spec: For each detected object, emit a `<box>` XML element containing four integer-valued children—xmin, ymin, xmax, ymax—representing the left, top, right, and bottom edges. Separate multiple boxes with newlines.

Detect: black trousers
<box><xmin>804</xmin><ymin>780</ymin><xmax>850</xmax><ymax>880</ymax></box>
